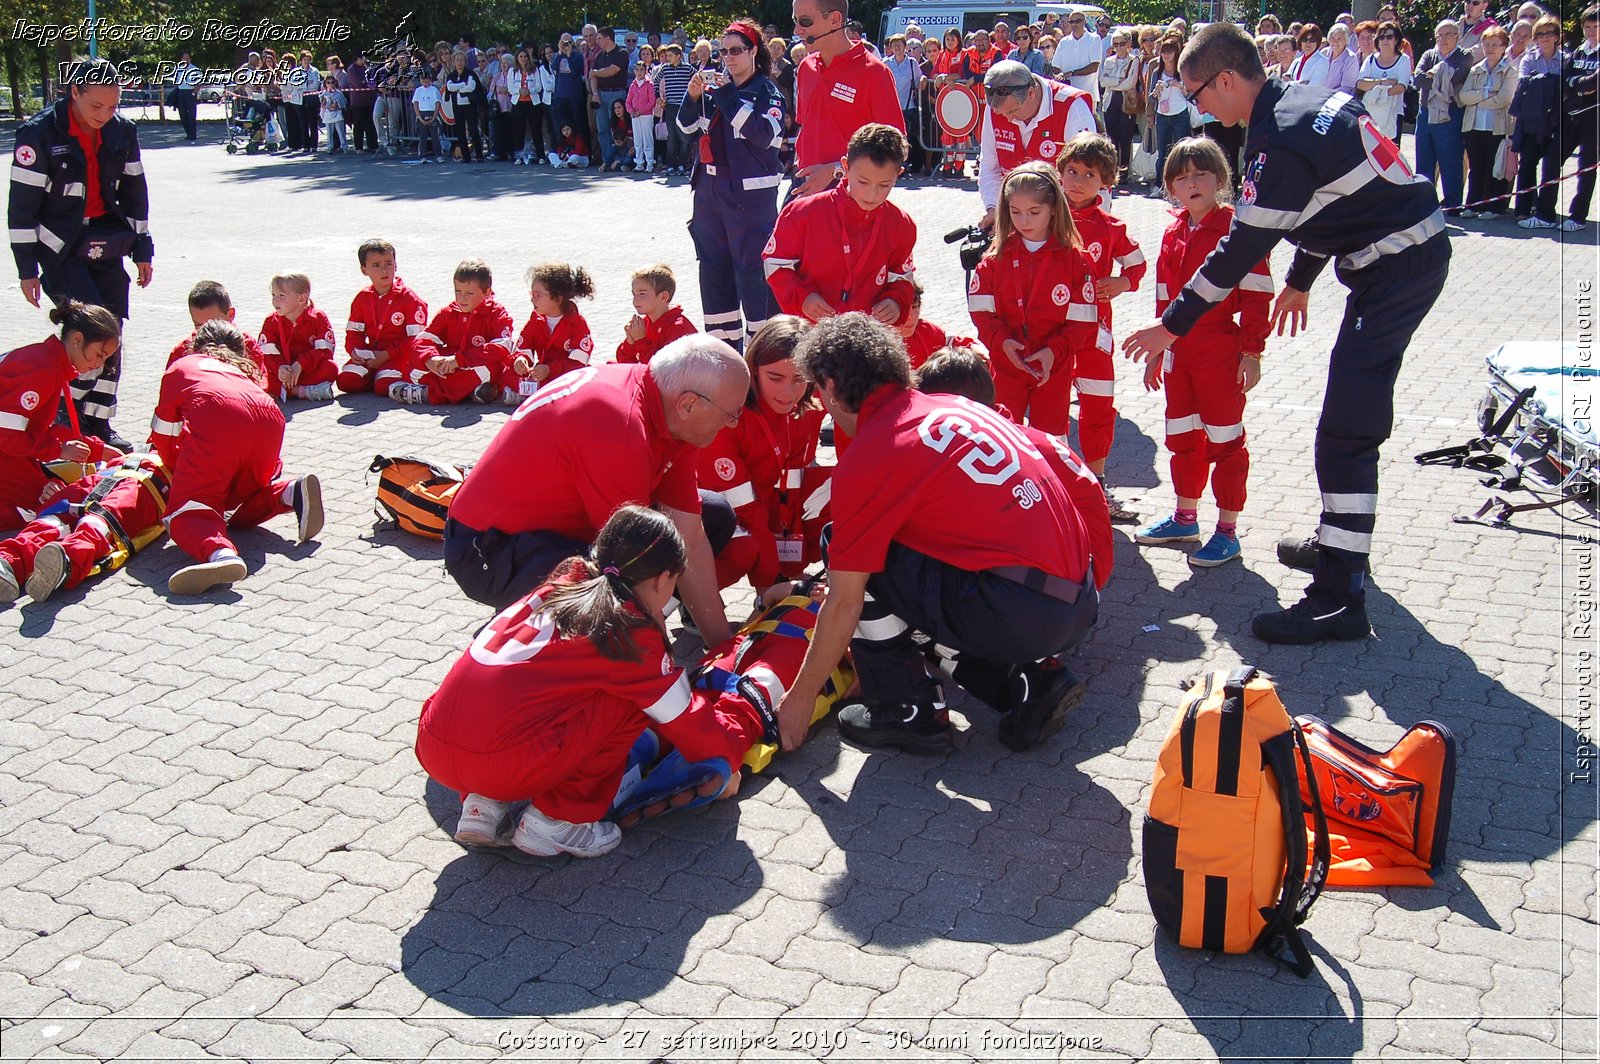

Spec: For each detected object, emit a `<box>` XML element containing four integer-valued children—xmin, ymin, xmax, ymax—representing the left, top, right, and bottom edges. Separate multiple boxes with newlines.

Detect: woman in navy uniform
<box><xmin>678</xmin><ymin>20</ymin><xmax>787</xmax><ymax>352</ymax></box>
<box><xmin>8</xmin><ymin>59</ymin><xmax>154</xmax><ymax>450</ymax></box>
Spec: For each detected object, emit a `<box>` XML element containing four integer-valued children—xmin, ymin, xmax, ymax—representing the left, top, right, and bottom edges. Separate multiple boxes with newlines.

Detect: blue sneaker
<box><xmin>1190</xmin><ymin>532</ymin><xmax>1242</xmax><ymax>568</ymax></box>
<box><xmin>1134</xmin><ymin>515</ymin><xmax>1201</xmax><ymax>544</ymax></box>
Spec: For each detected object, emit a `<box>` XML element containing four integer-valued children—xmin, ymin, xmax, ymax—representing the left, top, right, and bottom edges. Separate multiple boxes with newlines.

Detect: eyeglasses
<box><xmin>721</xmin><ymin>43</ymin><xmax>751</xmax><ymax>56</ymax></box>
<box><xmin>1067</xmin><ymin>19</ymin><xmax>1085</xmax><ymax>26</ymax></box>
<box><xmin>1185</xmin><ymin>68</ymin><xmax>1230</xmax><ymax>106</ymax></box>
<box><xmin>689</xmin><ymin>391</ymin><xmax>742</xmax><ymax>424</ymax></box>
<box><xmin>1377</xmin><ymin>33</ymin><xmax>1398</xmax><ymax>40</ymax></box>
<box><xmin>1534</xmin><ymin>29</ymin><xmax>1560</xmax><ymax>37</ymax></box>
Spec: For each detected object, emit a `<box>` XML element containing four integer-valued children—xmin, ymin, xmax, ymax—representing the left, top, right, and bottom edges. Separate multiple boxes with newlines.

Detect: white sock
<box><xmin>280</xmin><ymin>481</ymin><xmax>296</xmax><ymax>506</ymax></box>
<box><xmin>206</xmin><ymin>549</ymin><xmax>240</xmax><ymax>563</ymax></box>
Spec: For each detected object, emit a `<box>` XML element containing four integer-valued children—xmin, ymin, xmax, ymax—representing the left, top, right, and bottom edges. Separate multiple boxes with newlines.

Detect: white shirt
<box><xmin>412</xmin><ymin>84</ymin><xmax>441</xmax><ymax>113</ymax></box>
<box><xmin>1292</xmin><ymin>49</ymin><xmax>1330</xmax><ymax>85</ymax></box>
<box><xmin>978</xmin><ymin>76</ymin><xmax>1097</xmax><ymax>210</ymax></box>
<box><xmin>1054</xmin><ymin>31</ymin><xmax>1104</xmax><ymax>99</ymax></box>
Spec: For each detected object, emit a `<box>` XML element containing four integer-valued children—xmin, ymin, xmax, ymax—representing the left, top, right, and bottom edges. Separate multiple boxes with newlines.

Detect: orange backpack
<box><xmin>1145</xmin><ymin>667</ymin><xmax>1331</xmax><ymax>976</ymax></box>
<box><xmin>1294</xmin><ymin>715</ymin><xmax>1457</xmax><ymax>888</ymax></box>
<box><xmin>371</xmin><ymin>455</ymin><xmax>465</xmax><ymax>539</ymax></box>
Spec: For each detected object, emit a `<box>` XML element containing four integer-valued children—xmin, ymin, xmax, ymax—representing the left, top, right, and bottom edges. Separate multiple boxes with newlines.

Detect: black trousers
<box><xmin>1515</xmin><ymin>130</ymin><xmax>1565</xmax><ymax>221</ymax></box>
<box><xmin>1203</xmin><ymin>119</ymin><xmax>1246</xmax><ymax>194</ymax></box>
<box><xmin>302</xmin><ymin>99</ymin><xmax>320</xmax><ymax>151</ymax></box>
<box><xmin>41</xmin><ymin>252</ymin><xmax>130</xmax><ymax>423</ymax></box>
<box><xmin>1104</xmin><ymin>99</ymin><xmax>1138</xmax><ymax>181</ymax></box>
<box><xmin>445</xmin><ymin>491</ymin><xmax>738</xmax><ymax>610</ymax></box>
<box><xmin>282</xmin><ymin>102</ymin><xmax>305</xmax><ymax>150</ymax></box>
<box><xmin>454</xmin><ymin>103</ymin><xmax>484</xmax><ymax>160</ymax></box>
<box><xmin>350</xmin><ymin>103</ymin><xmax>377</xmax><ymax>151</ymax></box>
<box><xmin>842</xmin><ymin>537</ymin><xmax>1099</xmax><ymax>705</ymax></box>
<box><xmin>173</xmin><ymin>89</ymin><xmax>198</xmax><ymax>140</ymax></box>
<box><xmin>1312</xmin><ymin>233</ymin><xmax>1451</xmax><ymax>606</ymax></box>
<box><xmin>1570</xmin><ymin>109</ymin><xmax>1597</xmax><ymax>224</ymax></box>
<box><xmin>1463</xmin><ymin>129</ymin><xmax>1509</xmax><ymax>213</ymax></box>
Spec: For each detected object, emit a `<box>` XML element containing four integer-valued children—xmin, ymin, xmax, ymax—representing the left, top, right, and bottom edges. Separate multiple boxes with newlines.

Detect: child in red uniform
<box><xmin>0</xmin><ymin>453</ymin><xmax>168</xmax><ymax>604</ymax></box>
<box><xmin>1056</xmin><ymin>133</ymin><xmax>1147</xmax><ymax>522</ymax></box>
<box><xmin>149</xmin><ymin>320</ymin><xmax>324</xmax><ymax>595</ymax></box>
<box><xmin>1135</xmin><ymin>138</ymin><xmax>1272</xmax><ymax>569</ymax></box>
<box><xmin>764</xmin><ymin>123</ymin><xmax>918</xmax><ymax>328</ymax></box>
<box><xmin>616</xmin><ymin>264</ymin><xmax>698</xmax><ymax>365</ymax></box>
<box><xmin>166</xmin><ymin>281</ymin><xmax>269</xmax><ymax>379</ymax></box>
<box><xmin>257</xmin><ymin>273</ymin><xmax>339</xmax><ymax>402</ymax></box>
<box><xmin>932</xmin><ymin>30</ymin><xmax>968</xmax><ymax>176</ymax></box>
<box><xmin>339</xmin><ymin>239</ymin><xmax>430</xmax><ymax>399</ymax></box>
<box><xmin>506</xmin><ymin>262</ymin><xmax>595</xmax><ymax>402</ymax></box>
<box><xmin>399</xmin><ymin>258</ymin><xmax>517</xmax><ymax>406</ymax></box>
<box><xmin>0</xmin><ymin>302</ymin><xmax>121</xmax><ymax>533</ymax></box>
<box><xmin>416</xmin><ymin>506</ymin><xmax>756</xmax><ymax>858</ymax></box>
<box><xmin>698</xmin><ymin>316</ymin><xmax>828</xmax><ymax>599</ymax></box>
<box><xmin>898</xmin><ymin>280</ymin><xmax>982</xmax><ymax>370</ymax></box>
<box><xmin>966</xmin><ymin>161</ymin><xmax>1098</xmax><ymax>435</ymax></box>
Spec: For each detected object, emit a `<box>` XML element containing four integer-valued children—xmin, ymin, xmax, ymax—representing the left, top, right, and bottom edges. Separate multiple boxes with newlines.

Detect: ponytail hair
<box><xmin>192</xmin><ymin>319</ymin><xmax>266</xmax><ymax>385</ymax></box>
<box><xmin>49</xmin><ymin>299</ymin><xmax>121</xmax><ymax>345</ymax></box>
<box><xmin>541</xmin><ymin>505</ymin><xmax>687</xmax><ymax>661</ymax></box>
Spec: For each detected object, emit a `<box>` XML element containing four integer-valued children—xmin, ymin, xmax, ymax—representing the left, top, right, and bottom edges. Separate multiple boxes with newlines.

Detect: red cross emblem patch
<box><xmin>1359</xmin><ymin>115</ymin><xmax>1417</xmax><ymax>185</ymax></box>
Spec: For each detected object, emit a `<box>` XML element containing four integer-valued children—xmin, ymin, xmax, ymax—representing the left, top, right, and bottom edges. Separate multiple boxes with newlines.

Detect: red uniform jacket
<box><xmin>615</xmin><ymin>306</ymin><xmax>697</xmax><ymax>365</ymax></box>
<box><xmin>149</xmin><ymin>352</ymin><xmax>284</xmax><ymax>470</ymax></box>
<box><xmin>416</xmin><ymin>568</ymin><xmax>752</xmax><ymax>818</ymax></box>
<box><xmin>516</xmin><ymin>311</ymin><xmax>595</xmax><ymax>379</ymax></box>
<box><xmin>698</xmin><ymin>402</ymin><xmax>825</xmax><ymax>588</ymax></box>
<box><xmin>417</xmin><ymin>298</ymin><xmax>517</xmax><ymax>387</ymax></box>
<box><xmin>1155</xmin><ymin>207</ymin><xmax>1272</xmax><ymax>356</ymax></box>
<box><xmin>257</xmin><ymin>307</ymin><xmax>337</xmax><ymax>387</ymax></box>
<box><xmin>1026</xmin><ymin>426</ymin><xmax>1114</xmax><ymax>589</ymax></box>
<box><xmin>450</xmin><ymin>364</ymin><xmax>701</xmax><ymax>539</ymax></box>
<box><xmin>794</xmin><ymin>42</ymin><xmax>905</xmax><ymax>169</ymax></box>
<box><xmin>988</xmin><ymin>80</ymin><xmax>1096</xmax><ymax>175</ymax></box>
<box><xmin>829</xmin><ymin>385</ymin><xmax>1089</xmax><ymax>581</ymax></box>
<box><xmin>966</xmin><ymin>235</ymin><xmax>1098</xmax><ymax>375</ymax></box>
<box><xmin>0</xmin><ymin>337</ymin><xmax>101</xmax><ymax>467</ymax></box>
<box><xmin>764</xmin><ymin>184</ymin><xmax>918</xmax><ymax>325</ymax></box>
<box><xmin>345</xmin><ymin>278</ymin><xmax>429</xmax><ymax>362</ymax></box>
<box><xmin>1070</xmin><ymin>203</ymin><xmax>1146</xmax><ymax>339</ymax></box>
<box><xmin>904</xmin><ymin>318</ymin><xmax>982</xmax><ymax>369</ymax></box>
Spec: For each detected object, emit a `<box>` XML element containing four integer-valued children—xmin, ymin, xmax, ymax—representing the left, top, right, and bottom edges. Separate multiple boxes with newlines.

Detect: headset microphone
<box><xmin>803</xmin><ymin>25</ymin><xmax>845</xmax><ymax>47</ymax></box>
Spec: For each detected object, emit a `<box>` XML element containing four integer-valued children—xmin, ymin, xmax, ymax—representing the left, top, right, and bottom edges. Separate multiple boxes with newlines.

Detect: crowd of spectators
<box><xmin>201</xmin><ymin>5</ymin><xmax>1596</xmax><ymax>229</ymax></box>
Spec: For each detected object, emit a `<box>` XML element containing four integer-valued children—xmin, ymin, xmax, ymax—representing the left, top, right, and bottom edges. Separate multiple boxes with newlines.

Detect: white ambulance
<box><xmin>878</xmin><ymin>2</ymin><xmax>1109</xmax><ymax>42</ymax></box>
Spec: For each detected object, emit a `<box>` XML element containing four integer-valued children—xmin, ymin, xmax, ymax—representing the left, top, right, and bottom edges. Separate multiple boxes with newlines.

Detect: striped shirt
<box><xmin>655</xmin><ymin>63</ymin><xmax>695</xmax><ymax>105</ymax></box>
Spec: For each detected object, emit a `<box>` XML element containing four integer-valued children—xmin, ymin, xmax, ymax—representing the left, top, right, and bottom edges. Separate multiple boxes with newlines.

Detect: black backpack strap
<box><xmin>1223</xmin><ymin>665</ymin><xmax>1258</xmax><ymax>699</ymax></box>
<box><xmin>1256</xmin><ymin>721</ymin><xmax>1327</xmax><ymax>979</ymax></box>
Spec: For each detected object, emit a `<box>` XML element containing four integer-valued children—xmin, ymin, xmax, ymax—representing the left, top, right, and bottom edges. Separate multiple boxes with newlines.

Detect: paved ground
<box><xmin>0</xmin><ymin>118</ymin><xmax>1595</xmax><ymax>1062</ymax></box>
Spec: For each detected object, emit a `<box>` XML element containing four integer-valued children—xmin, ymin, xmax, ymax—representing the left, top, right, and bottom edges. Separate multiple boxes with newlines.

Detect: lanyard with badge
<box><xmin>751</xmin><ymin>411</ymin><xmax>805</xmax><ymax>564</ymax></box>
<box><xmin>836</xmin><ymin>191</ymin><xmax>884</xmax><ymax>306</ymax></box>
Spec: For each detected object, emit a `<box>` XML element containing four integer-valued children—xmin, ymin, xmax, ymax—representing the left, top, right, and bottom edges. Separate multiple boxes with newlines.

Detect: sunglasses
<box><xmin>721</xmin><ymin>43</ymin><xmax>751</xmax><ymax>56</ymax></box>
<box><xmin>1378</xmin><ymin>33</ymin><xmax>1398</xmax><ymax>40</ymax></box>
<box><xmin>794</xmin><ymin>15</ymin><xmax>822</xmax><ymax>28</ymax></box>
<box><xmin>1535</xmin><ymin>29</ymin><xmax>1560</xmax><ymax>37</ymax></box>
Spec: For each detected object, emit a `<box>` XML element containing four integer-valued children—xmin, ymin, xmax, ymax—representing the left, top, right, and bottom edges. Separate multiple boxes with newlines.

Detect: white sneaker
<box><xmin>501</xmin><ymin>386</ymin><xmax>521</xmax><ymax>405</ymax></box>
<box><xmin>1561</xmin><ymin>218</ymin><xmax>1585</xmax><ymax>232</ymax></box>
<box><xmin>169</xmin><ymin>554</ymin><xmax>248</xmax><ymax>595</ymax></box>
<box><xmin>24</xmin><ymin>542</ymin><xmax>68</xmax><ymax>602</ymax></box>
<box><xmin>292</xmin><ymin>474</ymin><xmax>324</xmax><ymax>543</ymax></box>
<box><xmin>454</xmin><ymin>794</ymin><xmax>515</xmax><ymax>846</ymax></box>
<box><xmin>0</xmin><ymin>557</ymin><xmax>18</xmax><ymax>603</ymax></box>
<box><xmin>387</xmin><ymin>381</ymin><xmax>428</xmax><ymax>404</ymax></box>
<box><xmin>511</xmin><ymin>804</ymin><xmax>621</xmax><ymax>858</ymax></box>
<box><xmin>1519</xmin><ymin>216</ymin><xmax>1558</xmax><ymax>229</ymax></box>
<box><xmin>295</xmin><ymin>381</ymin><xmax>335</xmax><ymax>401</ymax></box>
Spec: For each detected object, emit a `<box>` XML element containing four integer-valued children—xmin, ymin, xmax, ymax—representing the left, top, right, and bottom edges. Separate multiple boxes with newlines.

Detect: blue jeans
<box><xmin>1414</xmin><ymin>111</ymin><xmax>1464</xmax><ymax>208</ymax></box>
<box><xmin>1155</xmin><ymin>111</ymin><xmax>1193</xmax><ymax>185</ymax></box>
<box><xmin>596</xmin><ymin>88</ymin><xmax>626</xmax><ymax>164</ymax></box>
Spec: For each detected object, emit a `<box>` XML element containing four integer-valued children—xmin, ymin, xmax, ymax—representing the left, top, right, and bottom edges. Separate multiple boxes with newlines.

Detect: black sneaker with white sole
<box><xmin>292</xmin><ymin>475</ymin><xmax>324</xmax><ymax>543</ymax></box>
<box><xmin>998</xmin><ymin>662</ymin><xmax>1086</xmax><ymax>751</ymax></box>
<box><xmin>836</xmin><ymin>700</ymin><xmax>953</xmax><ymax>754</ymax></box>
<box><xmin>1252</xmin><ymin>594</ymin><xmax>1371</xmax><ymax>644</ymax></box>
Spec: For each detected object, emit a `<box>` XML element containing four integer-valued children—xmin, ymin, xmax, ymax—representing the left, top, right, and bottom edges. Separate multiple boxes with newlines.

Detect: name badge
<box><xmin>518</xmin><ymin>379</ymin><xmax>541</xmax><ymax>397</ymax></box>
<box><xmin>1097</xmin><ymin>325</ymin><xmax>1113</xmax><ymax>353</ymax></box>
<box><xmin>776</xmin><ymin>536</ymin><xmax>804</xmax><ymax>564</ymax></box>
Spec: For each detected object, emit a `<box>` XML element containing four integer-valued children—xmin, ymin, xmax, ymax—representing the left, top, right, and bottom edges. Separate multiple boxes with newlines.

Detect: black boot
<box><xmin>836</xmin><ymin>700</ymin><xmax>952</xmax><ymax>754</ymax></box>
<box><xmin>1251</xmin><ymin>592</ymin><xmax>1371</xmax><ymax>645</ymax></box>
<box><xmin>78</xmin><ymin>417</ymin><xmax>133</xmax><ymax>454</ymax></box>
<box><xmin>998</xmin><ymin>661</ymin><xmax>1086</xmax><ymax>751</ymax></box>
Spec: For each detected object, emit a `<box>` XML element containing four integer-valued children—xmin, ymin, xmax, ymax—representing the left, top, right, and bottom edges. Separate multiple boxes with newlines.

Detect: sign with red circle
<box><xmin>936</xmin><ymin>84</ymin><xmax>983</xmax><ymax>140</ymax></box>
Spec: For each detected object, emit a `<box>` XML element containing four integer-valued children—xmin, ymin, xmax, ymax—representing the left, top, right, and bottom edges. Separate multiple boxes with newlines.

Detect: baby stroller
<box><xmin>222</xmin><ymin>92</ymin><xmax>272</xmax><ymax>154</ymax></box>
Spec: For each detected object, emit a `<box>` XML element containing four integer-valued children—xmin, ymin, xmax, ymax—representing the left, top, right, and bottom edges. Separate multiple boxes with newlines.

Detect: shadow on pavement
<box><xmin>403</xmin><ymin>778</ymin><xmax>760</xmax><ymax>1014</ymax></box>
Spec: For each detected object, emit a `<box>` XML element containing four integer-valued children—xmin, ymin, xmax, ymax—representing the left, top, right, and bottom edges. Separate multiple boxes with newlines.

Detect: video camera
<box><xmin>944</xmin><ymin>225</ymin><xmax>993</xmax><ymax>275</ymax></box>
